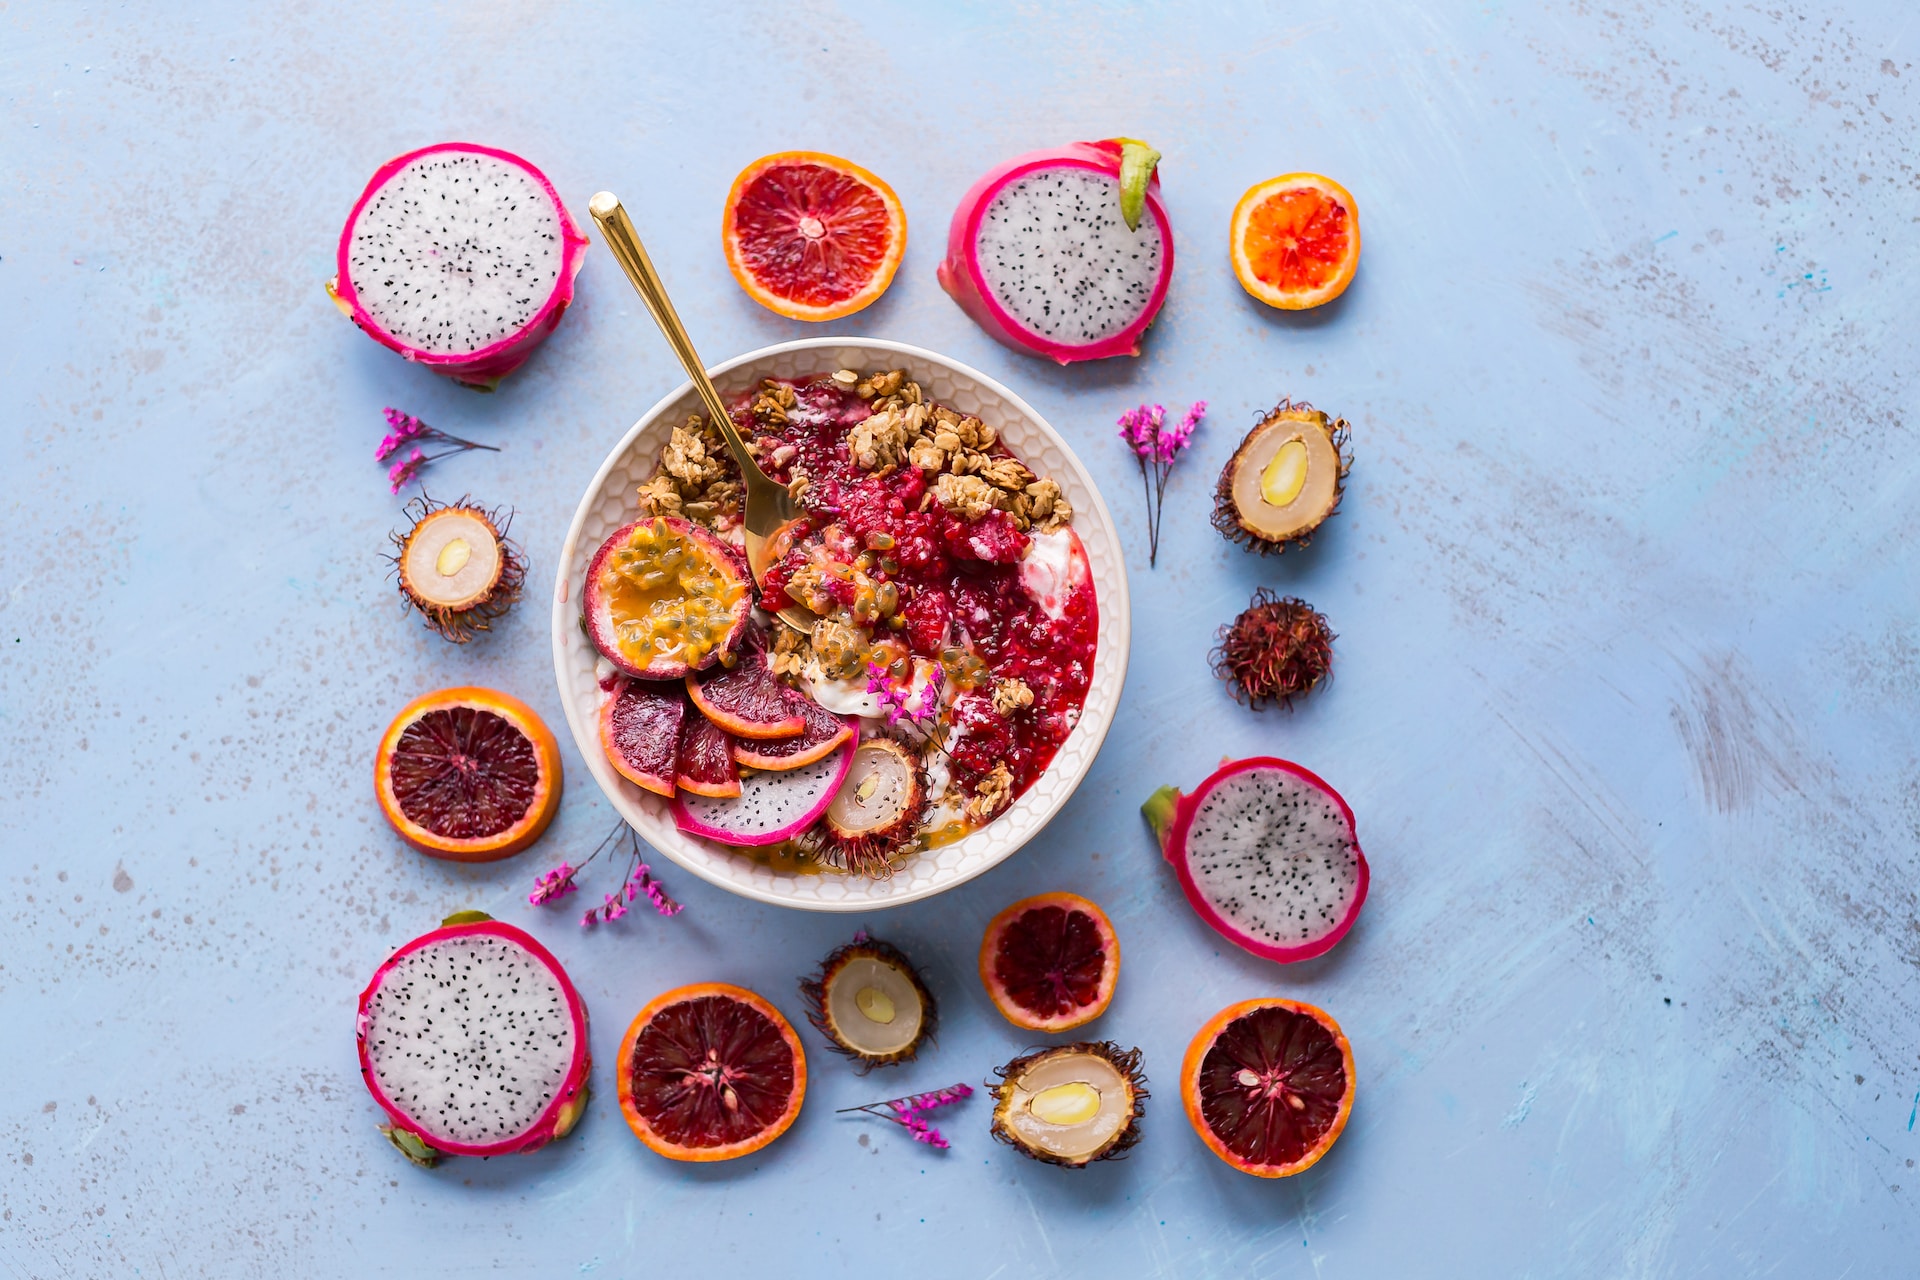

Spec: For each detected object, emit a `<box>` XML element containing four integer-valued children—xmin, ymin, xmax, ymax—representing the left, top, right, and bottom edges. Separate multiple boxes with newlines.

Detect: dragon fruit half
<box><xmin>1143</xmin><ymin>757</ymin><xmax>1369</xmax><ymax>963</ymax></box>
<box><xmin>673</xmin><ymin>738</ymin><xmax>855</xmax><ymax>847</ymax></box>
<box><xmin>356</xmin><ymin>912</ymin><xmax>591</xmax><ymax>1165</ymax></box>
<box><xmin>938</xmin><ymin>138</ymin><xmax>1173</xmax><ymax>364</ymax></box>
<box><xmin>328</xmin><ymin>142</ymin><xmax>589</xmax><ymax>390</ymax></box>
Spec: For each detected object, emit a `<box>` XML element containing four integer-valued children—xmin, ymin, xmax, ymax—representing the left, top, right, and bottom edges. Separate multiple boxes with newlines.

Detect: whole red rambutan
<box><xmin>1210</xmin><ymin>589</ymin><xmax>1334</xmax><ymax>711</ymax></box>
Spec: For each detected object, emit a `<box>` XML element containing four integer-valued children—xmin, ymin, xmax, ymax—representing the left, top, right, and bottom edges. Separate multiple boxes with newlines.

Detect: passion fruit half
<box><xmin>798</xmin><ymin>937</ymin><xmax>937</xmax><ymax>1071</ymax></box>
<box><xmin>1211</xmin><ymin>400</ymin><xmax>1352</xmax><ymax>554</ymax></box>
<box><xmin>583</xmin><ymin>516</ymin><xmax>751</xmax><ymax>680</ymax></box>
<box><xmin>989</xmin><ymin>1042</ymin><xmax>1148</xmax><ymax>1169</ymax></box>
<box><xmin>390</xmin><ymin>496</ymin><xmax>525</xmax><ymax>643</ymax></box>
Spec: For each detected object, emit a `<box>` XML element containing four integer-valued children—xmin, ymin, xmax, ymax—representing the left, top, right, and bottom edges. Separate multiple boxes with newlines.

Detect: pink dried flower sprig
<box><xmin>529</xmin><ymin>821</ymin><xmax>682</xmax><ymax>927</ymax></box>
<box><xmin>377</xmin><ymin>408</ymin><xmax>499</xmax><ymax>493</ymax></box>
<box><xmin>865</xmin><ymin>660</ymin><xmax>944</xmax><ymax>727</ymax></box>
<box><xmin>839</xmin><ymin>1083</ymin><xmax>974</xmax><ymax>1150</ymax></box>
<box><xmin>1117</xmin><ymin>400</ymin><xmax>1206</xmax><ymax>567</ymax></box>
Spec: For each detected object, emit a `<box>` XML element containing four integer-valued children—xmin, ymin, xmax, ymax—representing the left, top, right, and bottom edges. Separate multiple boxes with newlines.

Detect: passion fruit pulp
<box><xmin>1212</xmin><ymin>400</ymin><xmax>1352</xmax><ymax>554</ymax></box>
<box><xmin>798</xmin><ymin>937</ymin><xmax>937</xmax><ymax>1071</ymax></box>
<box><xmin>390</xmin><ymin>496</ymin><xmax>525</xmax><ymax>643</ymax></box>
<box><xmin>989</xmin><ymin>1042</ymin><xmax>1148</xmax><ymax>1169</ymax></box>
<box><xmin>583</xmin><ymin>516</ymin><xmax>751</xmax><ymax>679</ymax></box>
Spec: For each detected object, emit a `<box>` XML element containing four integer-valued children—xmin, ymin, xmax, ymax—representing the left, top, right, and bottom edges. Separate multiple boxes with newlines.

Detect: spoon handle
<box><xmin>587</xmin><ymin>192</ymin><xmax>757</xmax><ymax>476</ymax></box>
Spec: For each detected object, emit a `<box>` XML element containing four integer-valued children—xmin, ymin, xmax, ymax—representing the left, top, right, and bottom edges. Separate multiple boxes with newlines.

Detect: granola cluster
<box><xmin>640</xmin><ymin>370</ymin><xmax>1073</xmax><ymax>539</ymax></box>
<box><xmin>634</xmin><ymin>414</ymin><xmax>742</xmax><ymax>526</ymax></box>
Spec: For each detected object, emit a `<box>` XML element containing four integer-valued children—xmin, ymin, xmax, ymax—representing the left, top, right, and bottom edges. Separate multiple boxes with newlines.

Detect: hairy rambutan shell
<box><xmin>389</xmin><ymin>496</ymin><xmax>525</xmax><ymax>644</ymax></box>
<box><xmin>798</xmin><ymin>938</ymin><xmax>937</xmax><ymax>1071</ymax></box>
<box><xmin>988</xmin><ymin>1041</ymin><xmax>1148</xmax><ymax>1168</ymax></box>
<box><xmin>815</xmin><ymin>739</ymin><xmax>929</xmax><ymax>877</ymax></box>
<box><xmin>1212</xmin><ymin>400</ymin><xmax>1352</xmax><ymax>554</ymax></box>
<box><xmin>1211</xmin><ymin>589</ymin><xmax>1334</xmax><ymax>711</ymax></box>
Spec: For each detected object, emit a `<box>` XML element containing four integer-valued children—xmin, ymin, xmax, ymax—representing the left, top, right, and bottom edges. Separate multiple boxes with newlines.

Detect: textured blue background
<box><xmin>4</xmin><ymin>1</ymin><xmax>1917</xmax><ymax>1275</ymax></box>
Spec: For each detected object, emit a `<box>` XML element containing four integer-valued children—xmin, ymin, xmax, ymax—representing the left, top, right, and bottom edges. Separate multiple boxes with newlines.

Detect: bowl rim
<box><xmin>549</xmin><ymin>335</ymin><xmax>1131</xmax><ymax>911</ymax></box>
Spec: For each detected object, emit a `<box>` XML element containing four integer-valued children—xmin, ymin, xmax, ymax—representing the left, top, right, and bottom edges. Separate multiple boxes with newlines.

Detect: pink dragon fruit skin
<box><xmin>938</xmin><ymin>139</ymin><xmax>1174</xmax><ymax>365</ymax></box>
<box><xmin>672</xmin><ymin>739</ymin><xmax>856</xmax><ymax>847</ymax></box>
<box><xmin>356</xmin><ymin>914</ymin><xmax>591</xmax><ymax>1162</ymax></box>
<box><xmin>328</xmin><ymin>142</ymin><xmax>589</xmax><ymax>391</ymax></box>
<box><xmin>1145</xmin><ymin>757</ymin><xmax>1370</xmax><ymax>964</ymax></box>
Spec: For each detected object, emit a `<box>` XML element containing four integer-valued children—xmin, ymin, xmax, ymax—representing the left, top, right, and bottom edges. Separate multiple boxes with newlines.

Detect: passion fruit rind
<box><xmin>798</xmin><ymin>937</ymin><xmax>939</xmax><ymax>1072</ymax></box>
<box><xmin>1210</xmin><ymin>399</ymin><xmax>1353</xmax><ymax>555</ymax></box>
<box><xmin>988</xmin><ymin>1041</ymin><xmax>1149</xmax><ymax>1169</ymax></box>
<box><xmin>388</xmin><ymin>495</ymin><xmax>526</xmax><ymax>644</ymax></box>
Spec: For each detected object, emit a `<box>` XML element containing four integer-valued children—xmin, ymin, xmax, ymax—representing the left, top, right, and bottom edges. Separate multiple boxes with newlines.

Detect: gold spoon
<box><xmin>587</xmin><ymin>191</ymin><xmax>817</xmax><ymax>636</ymax></box>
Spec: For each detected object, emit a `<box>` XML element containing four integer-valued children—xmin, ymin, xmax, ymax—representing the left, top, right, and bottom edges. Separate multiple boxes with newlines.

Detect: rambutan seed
<box><xmin>1210</xmin><ymin>588</ymin><xmax>1334</xmax><ymax>711</ymax></box>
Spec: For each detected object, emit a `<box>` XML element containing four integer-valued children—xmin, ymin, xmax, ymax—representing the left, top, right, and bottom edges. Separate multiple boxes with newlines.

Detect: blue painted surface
<box><xmin>3</xmin><ymin>1</ymin><xmax>1917</xmax><ymax>1275</ymax></box>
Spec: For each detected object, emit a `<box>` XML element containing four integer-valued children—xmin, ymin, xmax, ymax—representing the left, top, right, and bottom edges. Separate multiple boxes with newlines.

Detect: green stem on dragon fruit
<box><xmin>1113</xmin><ymin>139</ymin><xmax>1163</xmax><ymax>232</ymax></box>
<box><xmin>1141</xmin><ymin>785</ymin><xmax>1181</xmax><ymax>846</ymax></box>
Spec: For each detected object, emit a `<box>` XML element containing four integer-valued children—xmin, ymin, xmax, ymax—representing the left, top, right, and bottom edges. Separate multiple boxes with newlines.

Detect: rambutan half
<box><xmin>1211</xmin><ymin>399</ymin><xmax>1352</xmax><ymax>554</ymax></box>
<box><xmin>389</xmin><ymin>496</ymin><xmax>525</xmax><ymax>644</ymax></box>
<box><xmin>1211</xmin><ymin>589</ymin><xmax>1334</xmax><ymax>711</ymax></box>
<box><xmin>810</xmin><ymin>738</ymin><xmax>928</xmax><ymax>878</ymax></box>
<box><xmin>798</xmin><ymin>936</ymin><xmax>938</xmax><ymax>1071</ymax></box>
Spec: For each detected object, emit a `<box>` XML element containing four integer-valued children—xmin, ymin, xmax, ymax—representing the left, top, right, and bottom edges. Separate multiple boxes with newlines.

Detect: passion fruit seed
<box><xmin>1260</xmin><ymin>437</ymin><xmax>1309</xmax><ymax>507</ymax></box>
<box><xmin>436</xmin><ymin>537</ymin><xmax>472</xmax><ymax>577</ymax></box>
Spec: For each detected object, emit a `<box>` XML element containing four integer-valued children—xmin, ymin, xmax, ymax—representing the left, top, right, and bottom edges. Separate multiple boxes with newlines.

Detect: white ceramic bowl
<box><xmin>551</xmin><ymin>338</ymin><xmax>1130</xmax><ymax>911</ymax></box>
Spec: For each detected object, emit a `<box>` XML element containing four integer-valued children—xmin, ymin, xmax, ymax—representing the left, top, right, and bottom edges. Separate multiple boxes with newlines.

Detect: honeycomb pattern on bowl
<box><xmin>551</xmin><ymin>339</ymin><xmax>1131</xmax><ymax>911</ymax></box>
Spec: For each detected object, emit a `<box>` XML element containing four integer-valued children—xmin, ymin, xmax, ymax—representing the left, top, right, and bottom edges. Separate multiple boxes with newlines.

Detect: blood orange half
<box><xmin>616</xmin><ymin>983</ymin><xmax>807</xmax><ymax>1163</ymax></box>
<box><xmin>979</xmin><ymin>892</ymin><xmax>1120</xmax><ymax>1032</ymax></box>
<box><xmin>1181</xmin><ymin>997</ymin><xmax>1355</xmax><ymax>1178</ymax></box>
<box><xmin>1229</xmin><ymin>173</ymin><xmax>1360</xmax><ymax>310</ymax></box>
<box><xmin>722</xmin><ymin>151</ymin><xmax>906</xmax><ymax>321</ymax></box>
<box><xmin>373</xmin><ymin>687</ymin><xmax>561</xmax><ymax>861</ymax></box>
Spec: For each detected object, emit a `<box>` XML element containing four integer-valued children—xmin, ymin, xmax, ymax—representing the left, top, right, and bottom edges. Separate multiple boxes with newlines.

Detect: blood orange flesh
<box><xmin>724</xmin><ymin>152</ymin><xmax>905</xmax><ymax>320</ymax></box>
<box><xmin>617</xmin><ymin>985</ymin><xmax>806</xmax><ymax>1161</ymax></box>
<box><xmin>980</xmin><ymin>892</ymin><xmax>1119</xmax><ymax>1032</ymax></box>
<box><xmin>731</xmin><ymin>697</ymin><xmax>852</xmax><ymax>771</ymax></box>
<box><xmin>1231</xmin><ymin>174</ymin><xmax>1359</xmax><ymax>310</ymax></box>
<box><xmin>374</xmin><ymin>687</ymin><xmax>561</xmax><ymax>861</ymax></box>
<box><xmin>687</xmin><ymin>633</ymin><xmax>804</xmax><ymax>739</ymax></box>
<box><xmin>676</xmin><ymin>711</ymin><xmax>740</xmax><ymax>797</ymax></box>
<box><xmin>389</xmin><ymin>706</ymin><xmax>541</xmax><ymax>839</ymax></box>
<box><xmin>1183</xmin><ymin>998</ymin><xmax>1354</xmax><ymax>1177</ymax></box>
<box><xmin>601</xmin><ymin>678</ymin><xmax>685</xmax><ymax>797</ymax></box>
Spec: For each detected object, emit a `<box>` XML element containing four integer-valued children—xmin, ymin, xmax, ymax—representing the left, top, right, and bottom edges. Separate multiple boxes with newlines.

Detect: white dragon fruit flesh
<box><xmin>673</xmin><ymin>738</ymin><xmax>855</xmax><ymax>847</ymax></box>
<box><xmin>938</xmin><ymin>138</ymin><xmax>1173</xmax><ymax>364</ymax></box>
<box><xmin>356</xmin><ymin>913</ymin><xmax>590</xmax><ymax>1164</ymax></box>
<box><xmin>1144</xmin><ymin>757</ymin><xmax>1369</xmax><ymax>963</ymax></box>
<box><xmin>328</xmin><ymin>142</ymin><xmax>589</xmax><ymax>389</ymax></box>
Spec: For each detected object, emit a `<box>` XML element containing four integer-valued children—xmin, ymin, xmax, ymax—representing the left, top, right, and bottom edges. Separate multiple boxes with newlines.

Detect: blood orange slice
<box><xmin>600</xmin><ymin>678</ymin><xmax>685</xmax><ymax>797</ymax></box>
<box><xmin>979</xmin><ymin>892</ymin><xmax>1120</xmax><ymax>1032</ymax></box>
<box><xmin>687</xmin><ymin>631</ymin><xmax>804</xmax><ymax>739</ymax></box>
<box><xmin>373</xmin><ymin>687</ymin><xmax>561</xmax><ymax>861</ymax></box>
<box><xmin>616</xmin><ymin>983</ymin><xmax>807</xmax><ymax>1162</ymax></box>
<box><xmin>676</xmin><ymin>711</ymin><xmax>740</xmax><ymax>797</ymax></box>
<box><xmin>1230</xmin><ymin>173</ymin><xmax>1360</xmax><ymax>310</ymax></box>
<box><xmin>730</xmin><ymin>697</ymin><xmax>853</xmax><ymax>771</ymax></box>
<box><xmin>722</xmin><ymin>151</ymin><xmax>906</xmax><ymax>321</ymax></box>
<box><xmin>1181</xmin><ymin>998</ymin><xmax>1355</xmax><ymax>1178</ymax></box>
